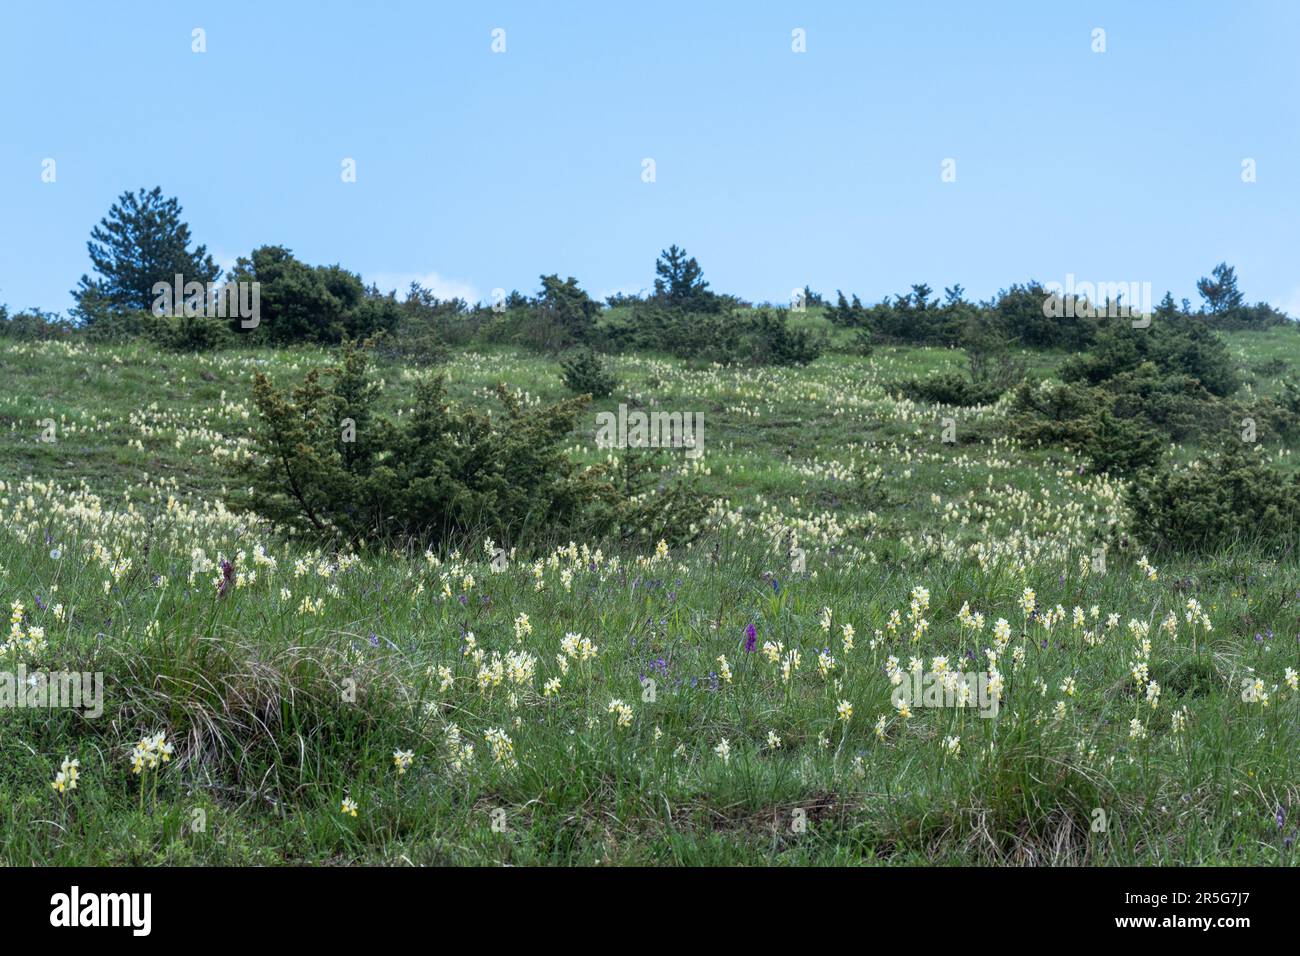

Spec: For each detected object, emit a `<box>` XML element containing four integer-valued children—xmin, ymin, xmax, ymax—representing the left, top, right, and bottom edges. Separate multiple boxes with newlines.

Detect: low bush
<box><xmin>1008</xmin><ymin>381</ymin><xmax>1164</xmax><ymax>477</ymax></box>
<box><xmin>560</xmin><ymin>348</ymin><xmax>617</xmax><ymax>397</ymax></box>
<box><xmin>150</xmin><ymin>312</ymin><xmax>233</xmax><ymax>352</ymax></box>
<box><xmin>1059</xmin><ymin>317</ymin><xmax>1238</xmax><ymax>398</ymax></box>
<box><xmin>238</xmin><ymin>340</ymin><xmax>709</xmax><ymax>549</ymax></box>
<box><xmin>604</xmin><ymin>304</ymin><xmax>820</xmax><ymax>367</ymax></box>
<box><xmin>0</xmin><ymin>306</ymin><xmax>76</xmax><ymax>340</ymax></box>
<box><xmin>892</xmin><ymin>370</ymin><xmax>1007</xmax><ymax>407</ymax></box>
<box><xmin>1127</xmin><ymin>444</ymin><xmax>1300</xmax><ymax>553</ymax></box>
<box><xmin>746</xmin><ymin>308</ymin><xmax>822</xmax><ymax>366</ymax></box>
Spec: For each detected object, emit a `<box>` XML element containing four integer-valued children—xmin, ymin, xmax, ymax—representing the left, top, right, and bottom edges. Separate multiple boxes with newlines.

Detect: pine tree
<box><xmin>73</xmin><ymin>187</ymin><xmax>219</xmax><ymax>320</ymax></box>
<box><xmin>653</xmin><ymin>245</ymin><xmax>712</xmax><ymax>311</ymax></box>
<box><xmin>1196</xmin><ymin>262</ymin><xmax>1244</xmax><ymax>315</ymax></box>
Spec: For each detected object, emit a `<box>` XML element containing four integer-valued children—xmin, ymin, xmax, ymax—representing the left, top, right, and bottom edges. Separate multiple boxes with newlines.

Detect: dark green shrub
<box><xmin>746</xmin><ymin>309</ymin><xmax>822</xmax><ymax>366</ymax></box>
<box><xmin>852</xmin><ymin>328</ymin><xmax>874</xmax><ymax>356</ymax></box>
<box><xmin>1101</xmin><ymin>363</ymin><xmax>1230</xmax><ymax>441</ymax></box>
<box><xmin>1084</xmin><ymin>408</ymin><xmax>1165</xmax><ymax>476</ymax></box>
<box><xmin>1127</xmin><ymin>444</ymin><xmax>1300</xmax><ymax>553</ymax></box>
<box><xmin>0</xmin><ymin>307</ymin><xmax>75</xmax><ymax>340</ymax></box>
<box><xmin>82</xmin><ymin>310</ymin><xmax>155</xmax><ymax>343</ymax></box>
<box><xmin>892</xmin><ymin>370</ymin><xmax>1006</xmax><ymax>407</ymax></box>
<box><xmin>825</xmin><ymin>291</ymin><xmax>869</xmax><ymax>328</ymax></box>
<box><xmin>602</xmin><ymin>300</ymin><xmax>737</xmax><ymax>362</ymax></box>
<box><xmin>1060</xmin><ymin>317</ymin><xmax>1237</xmax><ymax>398</ymax></box>
<box><xmin>475</xmin><ymin>276</ymin><xmax>601</xmax><ymax>353</ymax></box>
<box><xmin>891</xmin><ymin>325</ymin><xmax>1025</xmax><ymax>407</ymax></box>
<box><xmin>238</xmin><ymin>340</ymin><xmax>708</xmax><ymax>548</ymax></box>
<box><xmin>226</xmin><ymin>245</ymin><xmax>401</xmax><ymax>345</ymax></box>
<box><xmin>1008</xmin><ymin>381</ymin><xmax>1163</xmax><ymax>477</ymax></box>
<box><xmin>995</xmin><ymin>281</ymin><xmax>1100</xmax><ymax>351</ymax></box>
<box><xmin>1249</xmin><ymin>381</ymin><xmax>1300</xmax><ymax>444</ymax></box>
<box><xmin>561</xmin><ymin>348</ymin><xmax>616</xmax><ymax>398</ymax></box>
<box><xmin>151</xmin><ymin>312</ymin><xmax>232</xmax><ymax>352</ymax></box>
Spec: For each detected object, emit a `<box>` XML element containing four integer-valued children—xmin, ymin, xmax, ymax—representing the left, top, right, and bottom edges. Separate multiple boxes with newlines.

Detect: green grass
<box><xmin>0</xmin><ymin>332</ymin><xmax>1296</xmax><ymax>865</ymax></box>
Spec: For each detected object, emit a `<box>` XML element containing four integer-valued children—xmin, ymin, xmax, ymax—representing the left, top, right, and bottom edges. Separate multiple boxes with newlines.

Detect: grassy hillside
<box><xmin>0</xmin><ymin>329</ymin><xmax>1296</xmax><ymax>864</ymax></box>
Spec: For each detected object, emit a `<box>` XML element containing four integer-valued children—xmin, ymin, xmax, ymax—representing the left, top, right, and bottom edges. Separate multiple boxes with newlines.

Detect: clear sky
<box><xmin>2</xmin><ymin>1</ymin><xmax>1298</xmax><ymax>315</ymax></box>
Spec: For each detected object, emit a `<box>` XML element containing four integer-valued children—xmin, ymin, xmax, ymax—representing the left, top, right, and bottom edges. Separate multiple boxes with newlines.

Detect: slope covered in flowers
<box><xmin>0</xmin><ymin>336</ymin><xmax>1296</xmax><ymax>864</ymax></box>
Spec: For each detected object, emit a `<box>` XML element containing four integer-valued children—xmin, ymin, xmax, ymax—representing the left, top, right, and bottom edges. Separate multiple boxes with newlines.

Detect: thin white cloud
<box><xmin>367</xmin><ymin>271</ymin><xmax>480</xmax><ymax>304</ymax></box>
<box><xmin>212</xmin><ymin>251</ymin><xmax>240</xmax><ymax>279</ymax></box>
<box><xmin>1280</xmin><ymin>286</ymin><xmax>1300</xmax><ymax>319</ymax></box>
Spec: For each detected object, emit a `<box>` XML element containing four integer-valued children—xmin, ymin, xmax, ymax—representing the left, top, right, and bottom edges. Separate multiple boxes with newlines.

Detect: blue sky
<box><xmin>2</xmin><ymin>0</ymin><xmax>1298</xmax><ymax>314</ymax></box>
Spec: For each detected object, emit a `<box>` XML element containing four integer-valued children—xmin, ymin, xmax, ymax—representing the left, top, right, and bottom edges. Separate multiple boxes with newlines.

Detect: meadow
<box><xmin>0</xmin><ymin>317</ymin><xmax>1297</xmax><ymax>865</ymax></box>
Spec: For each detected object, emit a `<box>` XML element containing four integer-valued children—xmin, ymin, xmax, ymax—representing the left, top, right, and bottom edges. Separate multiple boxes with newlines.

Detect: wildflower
<box><xmin>1145</xmin><ymin>680</ymin><xmax>1161</xmax><ymax>710</ymax></box>
<box><xmin>873</xmin><ymin>714</ymin><xmax>887</xmax><ymax>740</ymax></box>
<box><xmin>1245</xmin><ymin>677</ymin><xmax>1270</xmax><ymax>707</ymax></box>
<box><xmin>484</xmin><ymin>727</ymin><xmax>518</xmax><ymax>768</ymax></box>
<box><xmin>513</xmin><ymin>612</ymin><xmax>532</xmax><ymax>641</ymax></box>
<box><xmin>743</xmin><ymin>623</ymin><xmax>757</xmax><ymax>653</ymax></box>
<box><xmin>714</xmin><ymin>738</ymin><xmax>731</xmax><ymax>764</ymax></box>
<box><xmin>51</xmin><ymin>757</ymin><xmax>80</xmax><ymax>794</ymax></box>
<box><xmin>1171</xmin><ymin>707</ymin><xmax>1189</xmax><ymax>734</ymax></box>
<box><xmin>1020</xmin><ymin>587</ymin><xmax>1036</xmax><ymax>618</ymax></box>
<box><xmin>341</xmin><ymin>797</ymin><xmax>359</xmax><ymax>817</ymax></box>
<box><xmin>716</xmin><ymin>654</ymin><xmax>733</xmax><ymax>684</ymax></box>
<box><xmin>393</xmin><ymin>749</ymin><xmax>414</xmax><ymax>775</ymax></box>
<box><xmin>819</xmin><ymin>606</ymin><xmax>832</xmax><ymax>631</ymax></box>
<box><xmin>1060</xmin><ymin>677</ymin><xmax>1076</xmax><ymax>697</ymax></box>
<box><xmin>766</xmin><ymin>730</ymin><xmax>782</xmax><ymax>749</ymax></box>
<box><xmin>836</xmin><ymin>699</ymin><xmax>853</xmax><ymax>723</ymax></box>
<box><xmin>840</xmin><ymin>622</ymin><xmax>855</xmax><ymax>652</ymax></box>
<box><xmin>780</xmin><ymin>648</ymin><xmax>801</xmax><ymax>683</ymax></box>
<box><xmin>1130</xmin><ymin>660</ymin><xmax>1149</xmax><ymax>688</ymax></box>
<box><xmin>957</xmin><ymin>602</ymin><xmax>977</xmax><ymax>629</ymax></box>
<box><xmin>216</xmin><ymin>559</ymin><xmax>236</xmax><ymax>598</ymax></box>
<box><xmin>129</xmin><ymin>732</ymin><xmax>172</xmax><ymax>775</ymax></box>
<box><xmin>943</xmin><ymin>736</ymin><xmax>960</xmax><ymax>756</ymax></box>
<box><xmin>560</xmin><ymin>632</ymin><xmax>598</xmax><ymax>661</ymax></box>
<box><xmin>607</xmin><ymin>698</ymin><xmax>634</xmax><ymax>728</ymax></box>
<box><xmin>504</xmin><ymin>649</ymin><xmax>537</xmax><ymax>687</ymax></box>
<box><xmin>1129</xmin><ymin>718</ymin><xmax>1147</xmax><ymax>740</ymax></box>
<box><xmin>816</xmin><ymin>651</ymin><xmax>836</xmax><ymax>679</ymax></box>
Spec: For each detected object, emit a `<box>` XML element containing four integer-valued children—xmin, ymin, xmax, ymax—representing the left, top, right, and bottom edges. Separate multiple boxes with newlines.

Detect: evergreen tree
<box><xmin>535</xmin><ymin>274</ymin><xmax>600</xmax><ymax>343</ymax></box>
<box><xmin>1196</xmin><ymin>262</ymin><xmax>1244</xmax><ymax>315</ymax></box>
<box><xmin>73</xmin><ymin>187</ymin><xmax>219</xmax><ymax>321</ymax></box>
<box><xmin>653</xmin><ymin>245</ymin><xmax>713</xmax><ymax>311</ymax></box>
